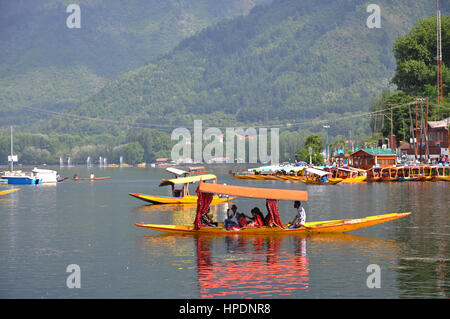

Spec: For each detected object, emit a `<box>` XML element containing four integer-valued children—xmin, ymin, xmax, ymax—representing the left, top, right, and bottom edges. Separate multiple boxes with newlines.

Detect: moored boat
<box><xmin>380</xmin><ymin>167</ymin><xmax>399</xmax><ymax>182</ymax></box>
<box><xmin>331</xmin><ymin>167</ymin><xmax>367</xmax><ymax>183</ymax></box>
<box><xmin>301</xmin><ymin>168</ymin><xmax>343</xmax><ymax>185</ymax></box>
<box><xmin>432</xmin><ymin>165</ymin><xmax>450</xmax><ymax>182</ymax></box>
<box><xmin>1</xmin><ymin>168</ymin><xmax>59</xmax><ymax>184</ymax></box>
<box><xmin>129</xmin><ymin>174</ymin><xmax>234</xmax><ymax>205</ymax></box>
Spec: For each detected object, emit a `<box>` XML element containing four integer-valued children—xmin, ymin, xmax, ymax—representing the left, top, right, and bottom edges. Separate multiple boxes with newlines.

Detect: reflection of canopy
<box><xmin>159</xmin><ymin>174</ymin><xmax>217</xmax><ymax>186</ymax></box>
<box><xmin>196</xmin><ymin>236</ymin><xmax>309</xmax><ymax>298</ymax></box>
<box><xmin>194</xmin><ymin>183</ymin><xmax>308</xmax><ymax>230</ymax></box>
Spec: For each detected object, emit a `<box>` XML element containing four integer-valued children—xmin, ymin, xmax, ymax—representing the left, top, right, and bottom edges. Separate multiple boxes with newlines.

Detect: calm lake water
<box><xmin>0</xmin><ymin>165</ymin><xmax>448</xmax><ymax>299</ymax></box>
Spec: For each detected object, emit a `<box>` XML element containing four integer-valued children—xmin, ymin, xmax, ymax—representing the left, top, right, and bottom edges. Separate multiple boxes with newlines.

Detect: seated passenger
<box><xmin>248</xmin><ymin>207</ymin><xmax>264</xmax><ymax>227</ymax></box>
<box><xmin>238</xmin><ymin>213</ymin><xmax>248</xmax><ymax>228</ymax></box>
<box><xmin>224</xmin><ymin>205</ymin><xmax>240</xmax><ymax>230</ymax></box>
<box><xmin>201</xmin><ymin>209</ymin><xmax>218</xmax><ymax>227</ymax></box>
<box><xmin>263</xmin><ymin>212</ymin><xmax>275</xmax><ymax>227</ymax></box>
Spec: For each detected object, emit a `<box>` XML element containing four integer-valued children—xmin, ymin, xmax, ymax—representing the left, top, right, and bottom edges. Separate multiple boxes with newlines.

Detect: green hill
<box><xmin>69</xmin><ymin>0</ymin><xmax>444</xmax><ymax>131</ymax></box>
<box><xmin>0</xmin><ymin>0</ymin><xmax>270</xmax><ymax>111</ymax></box>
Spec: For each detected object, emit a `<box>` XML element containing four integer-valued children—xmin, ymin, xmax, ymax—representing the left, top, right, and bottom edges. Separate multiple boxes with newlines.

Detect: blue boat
<box><xmin>0</xmin><ymin>171</ymin><xmax>42</xmax><ymax>185</ymax></box>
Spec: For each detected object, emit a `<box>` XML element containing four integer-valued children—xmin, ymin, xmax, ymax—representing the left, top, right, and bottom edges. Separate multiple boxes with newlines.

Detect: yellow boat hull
<box><xmin>135</xmin><ymin>212</ymin><xmax>411</xmax><ymax>234</ymax></box>
<box><xmin>302</xmin><ymin>178</ymin><xmax>343</xmax><ymax>185</ymax></box>
<box><xmin>129</xmin><ymin>193</ymin><xmax>234</xmax><ymax>205</ymax></box>
<box><xmin>339</xmin><ymin>176</ymin><xmax>367</xmax><ymax>183</ymax></box>
<box><xmin>0</xmin><ymin>188</ymin><xmax>20</xmax><ymax>196</ymax></box>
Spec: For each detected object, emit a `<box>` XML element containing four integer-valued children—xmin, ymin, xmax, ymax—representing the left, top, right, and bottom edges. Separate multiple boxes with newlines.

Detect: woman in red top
<box><xmin>248</xmin><ymin>207</ymin><xmax>264</xmax><ymax>227</ymax></box>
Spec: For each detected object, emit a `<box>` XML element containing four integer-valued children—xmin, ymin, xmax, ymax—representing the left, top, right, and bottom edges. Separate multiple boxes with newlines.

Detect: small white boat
<box><xmin>1</xmin><ymin>168</ymin><xmax>59</xmax><ymax>185</ymax></box>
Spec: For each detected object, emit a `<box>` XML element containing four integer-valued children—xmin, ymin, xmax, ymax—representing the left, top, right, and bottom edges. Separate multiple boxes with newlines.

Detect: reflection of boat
<box><xmin>129</xmin><ymin>174</ymin><xmax>234</xmax><ymax>205</ymax></box>
<box><xmin>139</xmin><ymin>231</ymin><xmax>400</xmax><ymax>298</ymax></box>
<box><xmin>188</xmin><ymin>166</ymin><xmax>210</xmax><ymax>174</ymax></box>
<box><xmin>136</xmin><ymin>183</ymin><xmax>410</xmax><ymax>234</ymax></box>
<box><xmin>73</xmin><ymin>176</ymin><xmax>111</xmax><ymax>181</ymax></box>
<box><xmin>0</xmin><ymin>188</ymin><xmax>19</xmax><ymax>196</ymax></box>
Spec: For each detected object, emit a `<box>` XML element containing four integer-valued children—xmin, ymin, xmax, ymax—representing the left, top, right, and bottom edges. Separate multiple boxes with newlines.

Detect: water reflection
<box><xmin>138</xmin><ymin>232</ymin><xmax>402</xmax><ymax>298</ymax></box>
<box><xmin>196</xmin><ymin>235</ymin><xmax>310</xmax><ymax>298</ymax></box>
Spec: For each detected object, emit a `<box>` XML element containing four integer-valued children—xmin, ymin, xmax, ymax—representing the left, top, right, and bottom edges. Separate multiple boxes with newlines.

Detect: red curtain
<box><xmin>194</xmin><ymin>186</ymin><xmax>213</xmax><ymax>230</ymax></box>
<box><xmin>266</xmin><ymin>199</ymin><xmax>284</xmax><ymax>228</ymax></box>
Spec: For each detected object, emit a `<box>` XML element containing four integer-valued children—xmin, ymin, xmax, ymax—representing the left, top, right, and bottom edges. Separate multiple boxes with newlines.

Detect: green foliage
<box><xmin>295</xmin><ymin>134</ymin><xmax>325</xmax><ymax>165</ymax></box>
<box><xmin>370</xmin><ymin>15</ymin><xmax>450</xmax><ymax>145</ymax></box>
<box><xmin>70</xmin><ymin>0</ymin><xmax>440</xmax><ymax>132</ymax></box>
<box><xmin>123</xmin><ymin>142</ymin><xmax>144</xmax><ymax>164</ymax></box>
<box><xmin>392</xmin><ymin>15</ymin><xmax>450</xmax><ymax>95</ymax></box>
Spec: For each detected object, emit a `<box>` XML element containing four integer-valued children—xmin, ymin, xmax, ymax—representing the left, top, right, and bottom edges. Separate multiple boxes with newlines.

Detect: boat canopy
<box><xmin>165</xmin><ymin>167</ymin><xmax>188</xmax><ymax>176</ymax></box>
<box><xmin>194</xmin><ymin>183</ymin><xmax>308</xmax><ymax>230</ymax></box>
<box><xmin>197</xmin><ymin>182</ymin><xmax>308</xmax><ymax>201</ymax></box>
<box><xmin>159</xmin><ymin>174</ymin><xmax>217</xmax><ymax>187</ymax></box>
<box><xmin>335</xmin><ymin>167</ymin><xmax>357</xmax><ymax>172</ymax></box>
<box><xmin>306</xmin><ymin>168</ymin><xmax>330</xmax><ymax>176</ymax></box>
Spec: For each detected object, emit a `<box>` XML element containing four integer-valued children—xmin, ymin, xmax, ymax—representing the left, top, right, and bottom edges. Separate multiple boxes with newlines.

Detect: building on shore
<box><xmin>349</xmin><ymin>148</ymin><xmax>397</xmax><ymax>170</ymax></box>
<box><xmin>399</xmin><ymin>117</ymin><xmax>449</xmax><ymax>161</ymax></box>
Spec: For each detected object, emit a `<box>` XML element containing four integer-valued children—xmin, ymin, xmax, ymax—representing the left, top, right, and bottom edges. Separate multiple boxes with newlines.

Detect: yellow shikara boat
<box><xmin>432</xmin><ymin>166</ymin><xmax>450</xmax><ymax>182</ymax></box>
<box><xmin>135</xmin><ymin>182</ymin><xmax>410</xmax><ymax>234</ymax></box>
<box><xmin>135</xmin><ymin>213</ymin><xmax>411</xmax><ymax>234</ymax></box>
<box><xmin>129</xmin><ymin>174</ymin><xmax>234</xmax><ymax>205</ymax></box>
<box><xmin>0</xmin><ymin>188</ymin><xmax>20</xmax><ymax>196</ymax></box>
<box><xmin>333</xmin><ymin>167</ymin><xmax>367</xmax><ymax>183</ymax></box>
<box><xmin>301</xmin><ymin>167</ymin><xmax>343</xmax><ymax>185</ymax></box>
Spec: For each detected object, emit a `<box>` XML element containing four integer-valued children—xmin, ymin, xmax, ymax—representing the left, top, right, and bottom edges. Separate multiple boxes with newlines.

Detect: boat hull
<box><xmin>135</xmin><ymin>212</ymin><xmax>411</xmax><ymax>234</ymax></box>
<box><xmin>302</xmin><ymin>178</ymin><xmax>343</xmax><ymax>185</ymax></box>
<box><xmin>339</xmin><ymin>176</ymin><xmax>367</xmax><ymax>183</ymax></box>
<box><xmin>129</xmin><ymin>193</ymin><xmax>235</xmax><ymax>205</ymax></box>
<box><xmin>1</xmin><ymin>176</ymin><xmax>39</xmax><ymax>185</ymax></box>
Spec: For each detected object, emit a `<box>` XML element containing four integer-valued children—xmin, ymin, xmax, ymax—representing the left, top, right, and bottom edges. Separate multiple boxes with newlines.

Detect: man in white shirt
<box><xmin>289</xmin><ymin>201</ymin><xmax>306</xmax><ymax>229</ymax></box>
<box><xmin>225</xmin><ymin>204</ymin><xmax>240</xmax><ymax>230</ymax></box>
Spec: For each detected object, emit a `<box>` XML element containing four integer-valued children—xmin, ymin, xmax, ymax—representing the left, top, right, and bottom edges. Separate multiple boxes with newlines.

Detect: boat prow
<box><xmin>135</xmin><ymin>212</ymin><xmax>411</xmax><ymax>235</ymax></box>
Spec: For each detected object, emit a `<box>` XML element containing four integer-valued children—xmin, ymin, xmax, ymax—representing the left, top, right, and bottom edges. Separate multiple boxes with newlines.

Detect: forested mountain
<box><xmin>65</xmin><ymin>0</ymin><xmax>446</xmax><ymax>134</ymax></box>
<box><xmin>0</xmin><ymin>0</ymin><xmax>269</xmax><ymax>111</ymax></box>
<box><xmin>1</xmin><ymin>0</ymin><xmax>449</xmax><ymax>164</ymax></box>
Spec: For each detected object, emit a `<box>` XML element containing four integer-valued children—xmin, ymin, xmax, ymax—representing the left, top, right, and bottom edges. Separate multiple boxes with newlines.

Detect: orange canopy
<box><xmin>197</xmin><ymin>183</ymin><xmax>308</xmax><ymax>201</ymax></box>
